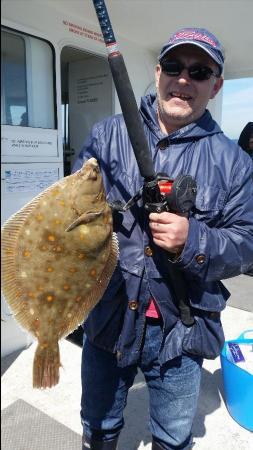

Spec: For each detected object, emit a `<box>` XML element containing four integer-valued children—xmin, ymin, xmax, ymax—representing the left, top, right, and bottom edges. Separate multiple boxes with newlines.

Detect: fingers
<box><xmin>148</xmin><ymin>211</ymin><xmax>189</xmax><ymax>252</ymax></box>
<box><xmin>149</xmin><ymin>212</ymin><xmax>182</xmax><ymax>233</ymax></box>
<box><xmin>149</xmin><ymin>212</ymin><xmax>175</xmax><ymax>224</ymax></box>
<box><xmin>149</xmin><ymin>220</ymin><xmax>168</xmax><ymax>234</ymax></box>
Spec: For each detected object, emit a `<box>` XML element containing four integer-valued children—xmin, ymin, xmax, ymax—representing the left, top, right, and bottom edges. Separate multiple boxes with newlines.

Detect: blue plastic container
<box><xmin>220</xmin><ymin>330</ymin><xmax>253</xmax><ymax>431</ymax></box>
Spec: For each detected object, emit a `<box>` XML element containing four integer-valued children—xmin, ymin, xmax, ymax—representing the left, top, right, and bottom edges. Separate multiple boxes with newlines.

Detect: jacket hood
<box><xmin>140</xmin><ymin>94</ymin><xmax>222</xmax><ymax>142</ymax></box>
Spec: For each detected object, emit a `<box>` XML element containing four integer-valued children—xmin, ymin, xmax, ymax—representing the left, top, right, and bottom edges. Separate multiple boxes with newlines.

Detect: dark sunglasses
<box><xmin>160</xmin><ymin>60</ymin><xmax>219</xmax><ymax>81</ymax></box>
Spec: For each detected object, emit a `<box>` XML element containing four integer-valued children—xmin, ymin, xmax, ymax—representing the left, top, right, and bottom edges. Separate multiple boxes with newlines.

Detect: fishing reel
<box><xmin>143</xmin><ymin>173</ymin><xmax>197</xmax><ymax>215</ymax></box>
<box><xmin>110</xmin><ymin>173</ymin><xmax>197</xmax><ymax>216</ymax></box>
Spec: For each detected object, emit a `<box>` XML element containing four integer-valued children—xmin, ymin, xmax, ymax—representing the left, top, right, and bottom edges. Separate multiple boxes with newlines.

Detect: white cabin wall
<box><xmin>2</xmin><ymin>0</ymin><xmax>158</xmax><ymax>115</ymax></box>
<box><xmin>2</xmin><ymin>0</ymin><xmax>223</xmax><ymax>124</ymax></box>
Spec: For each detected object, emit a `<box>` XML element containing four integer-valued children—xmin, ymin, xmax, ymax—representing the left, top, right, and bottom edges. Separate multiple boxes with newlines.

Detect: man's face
<box><xmin>155</xmin><ymin>44</ymin><xmax>223</xmax><ymax>133</ymax></box>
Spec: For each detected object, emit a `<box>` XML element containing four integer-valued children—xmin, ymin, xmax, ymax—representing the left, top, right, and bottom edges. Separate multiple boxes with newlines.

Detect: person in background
<box><xmin>238</xmin><ymin>122</ymin><xmax>253</xmax><ymax>159</ymax></box>
<box><xmin>238</xmin><ymin>121</ymin><xmax>253</xmax><ymax>277</ymax></box>
<box><xmin>73</xmin><ymin>27</ymin><xmax>253</xmax><ymax>450</ymax></box>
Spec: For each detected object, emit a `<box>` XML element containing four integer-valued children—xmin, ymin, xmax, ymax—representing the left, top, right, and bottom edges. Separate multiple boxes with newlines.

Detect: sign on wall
<box><xmin>1</xmin><ymin>126</ymin><xmax>58</xmax><ymax>159</ymax></box>
<box><xmin>68</xmin><ymin>56</ymin><xmax>113</xmax><ymax>168</ymax></box>
<box><xmin>4</xmin><ymin>167</ymin><xmax>59</xmax><ymax>194</ymax></box>
<box><xmin>1</xmin><ymin>162</ymin><xmax>63</xmax><ymax>226</ymax></box>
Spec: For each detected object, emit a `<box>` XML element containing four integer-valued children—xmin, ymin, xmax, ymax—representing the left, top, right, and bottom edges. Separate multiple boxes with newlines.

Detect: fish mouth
<box><xmin>82</xmin><ymin>157</ymin><xmax>99</xmax><ymax>173</ymax></box>
<box><xmin>86</xmin><ymin>158</ymin><xmax>99</xmax><ymax>170</ymax></box>
<box><xmin>82</xmin><ymin>158</ymin><xmax>100</xmax><ymax>180</ymax></box>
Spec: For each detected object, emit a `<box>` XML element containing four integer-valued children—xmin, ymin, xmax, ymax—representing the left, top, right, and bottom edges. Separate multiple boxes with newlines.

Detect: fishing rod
<box><xmin>91</xmin><ymin>0</ymin><xmax>195</xmax><ymax>326</ymax></box>
<box><xmin>92</xmin><ymin>0</ymin><xmax>155</xmax><ymax>182</ymax></box>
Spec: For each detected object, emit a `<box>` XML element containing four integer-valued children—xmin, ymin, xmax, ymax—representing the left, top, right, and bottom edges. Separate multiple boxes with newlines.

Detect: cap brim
<box><xmin>159</xmin><ymin>41</ymin><xmax>223</xmax><ymax>73</ymax></box>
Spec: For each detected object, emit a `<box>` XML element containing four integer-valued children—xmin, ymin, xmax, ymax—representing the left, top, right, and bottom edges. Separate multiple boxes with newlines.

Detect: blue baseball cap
<box><xmin>159</xmin><ymin>27</ymin><xmax>225</xmax><ymax>75</ymax></box>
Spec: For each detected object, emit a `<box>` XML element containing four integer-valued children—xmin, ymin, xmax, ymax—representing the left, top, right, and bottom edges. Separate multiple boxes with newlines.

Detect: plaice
<box><xmin>1</xmin><ymin>158</ymin><xmax>118</xmax><ymax>388</ymax></box>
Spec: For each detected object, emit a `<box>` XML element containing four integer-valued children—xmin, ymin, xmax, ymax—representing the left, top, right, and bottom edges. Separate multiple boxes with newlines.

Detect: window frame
<box><xmin>1</xmin><ymin>26</ymin><xmax>57</xmax><ymax>130</ymax></box>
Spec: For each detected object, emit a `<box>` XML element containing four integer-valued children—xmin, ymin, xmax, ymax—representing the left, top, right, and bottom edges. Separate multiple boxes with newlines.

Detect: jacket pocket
<box><xmin>181</xmin><ymin>280</ymin><xmax>229</xmax><ymax>358</ymax></box>
<box><xmin>182</xmin><ymin>309</ymin><xmax>225</xmax><ymax>359</ymax></box>
<box><xmin>194</xmin><ymin>185</ymin><xmax>227</xmax><ymax>224</ymax></box>
<box><xmin>188</xmin><ymin>280</ymin><xmax>230</xmax><ymax>312</ymax></box>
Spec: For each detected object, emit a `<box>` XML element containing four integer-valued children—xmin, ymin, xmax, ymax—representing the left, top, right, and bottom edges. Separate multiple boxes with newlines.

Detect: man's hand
<box><xmin>149</xmin><ymin>212</ymin><xmax>189</xmax><ymax>254</ymax></box>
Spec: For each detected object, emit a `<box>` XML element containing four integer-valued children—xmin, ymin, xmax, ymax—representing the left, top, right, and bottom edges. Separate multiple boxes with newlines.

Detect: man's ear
<box><xmin>155</xmin><ymin>64</ymin><xmax>162</xmax><ymax>89</ymax></box>
<box><xmin>210</xmin><ymin>76</ymin><xmax>224</xmax><ymax>99</ymax></box>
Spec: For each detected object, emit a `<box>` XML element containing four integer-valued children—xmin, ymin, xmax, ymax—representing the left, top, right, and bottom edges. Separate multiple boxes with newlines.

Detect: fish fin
<box><xmin>59</xmin><ymin>233</ymin><xmax>119</xmax><ymax>338</ymax></box>
<box><xmin>33</xmin><ymin>341</ymin><xmax>61</xmax><ymax>389</ymax></box>
<box><xmin>1</xmin><ymin>206</ymin><xmax>34</xmax><ymax>324</ymax></box>
<box><xmin>65</xmin><ymin>211</ymin><xmax>103</xmax><ymax>232</ymax></box>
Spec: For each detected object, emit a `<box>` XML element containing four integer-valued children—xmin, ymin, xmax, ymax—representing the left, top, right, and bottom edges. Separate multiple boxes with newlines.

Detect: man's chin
<box><xmin>166</xmin><ymin>109</ymin><xmax>194</xmax><ymax>125</ymax></box>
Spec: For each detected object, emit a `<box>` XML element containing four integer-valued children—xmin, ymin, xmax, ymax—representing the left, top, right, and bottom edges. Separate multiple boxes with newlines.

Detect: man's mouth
<box><xmin>170</xmin><ymin>92</ymin><xmax>192</xmax><ymax>100</ymax></box>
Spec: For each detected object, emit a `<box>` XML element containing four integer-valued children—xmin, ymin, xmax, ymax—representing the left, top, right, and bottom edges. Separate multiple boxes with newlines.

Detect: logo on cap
<box><xmin>169</xmin><ymin>31</ymin><xmax>217</xmax><ymax>48</ymax></box>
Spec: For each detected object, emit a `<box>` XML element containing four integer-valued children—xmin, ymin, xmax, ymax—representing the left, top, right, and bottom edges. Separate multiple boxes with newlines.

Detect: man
<box><xmin>73</xmin><ymin>28</ymin><xmax>253</xmax><ymax>450</ymax></box>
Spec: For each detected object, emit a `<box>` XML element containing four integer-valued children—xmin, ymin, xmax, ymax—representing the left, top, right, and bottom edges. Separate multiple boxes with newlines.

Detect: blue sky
<box><xmin>221</xmin><ymin>77</ymin><xmax>253</xmax><ymax>141</ymax></box>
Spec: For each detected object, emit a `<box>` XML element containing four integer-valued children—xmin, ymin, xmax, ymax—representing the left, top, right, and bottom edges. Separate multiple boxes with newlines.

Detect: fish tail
<box><xmin>33</xmin><ymin>342</ymin><xmax>61</xmax><ymax>389</ymax></box>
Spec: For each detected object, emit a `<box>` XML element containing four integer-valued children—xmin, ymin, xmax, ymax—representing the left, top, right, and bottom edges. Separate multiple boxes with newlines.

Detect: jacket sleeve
<box><xmin>173</xmin><ymin>155</ymin><xmax>253</xmax><ymax>282</ymax></box>
<box><xmin>72</xmin><ymin>124</ymin><xmax>101</xmax><ymax>173</ymax></box>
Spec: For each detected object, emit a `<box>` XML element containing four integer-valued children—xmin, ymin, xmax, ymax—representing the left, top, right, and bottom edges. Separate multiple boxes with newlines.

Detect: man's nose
<box><xmin>177</xmin><ymin>69</ymin><xmax>191</xmax><ymax>83</ymax></box>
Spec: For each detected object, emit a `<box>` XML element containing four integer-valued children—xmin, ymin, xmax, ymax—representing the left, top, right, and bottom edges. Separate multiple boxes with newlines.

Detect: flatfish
<box><xmin>1</xmin><ymin>158</ymin><xmax>118</xmax><ymax>388</ymax></box>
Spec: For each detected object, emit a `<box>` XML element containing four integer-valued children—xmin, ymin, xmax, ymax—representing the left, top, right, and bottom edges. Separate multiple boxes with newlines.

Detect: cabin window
<box><xmin>1</xmin><ymin>29</ymin><xmax>56</xmax><ymax>129</ymax></box>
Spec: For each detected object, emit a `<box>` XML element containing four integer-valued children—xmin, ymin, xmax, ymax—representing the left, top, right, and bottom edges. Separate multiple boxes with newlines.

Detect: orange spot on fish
<box><xmin>89</xmin><ymin>268</ymin><xmax>96</xmax><ymax>277</ymax></box>
<box><xmin>63</xmin><ymin>284</ymin><xmax>70</xmax><ymax>291</ymax></box>
<box><xmin>40</xmin><ymin>342</ymin><xmax>48</xmax><ymax>349</ymax></box>
<box><xmin>35</xmin><ymin>214</ymin><xmax>44</xmax><ymax>222</ymax></box>
<box><xmin>51</xmin><ymin>189</ymin><xmax>60</xmax><ymax>197</ymax></box>
<box><xmin>53</xmin><ymin>245</ymin><xmax>63</xmax><ymax>253</ymax></box>
<box><xmin>47</xmin><ymin>266</ymin><xmax>54</xmax><ymax>272</ymax></box>
<box><xmin>23</xmin><ymin>250</ymin><xmax>31</xmax><ymax>258</ymax></box>
<box><xmin>47</xmin><ymin>234</ymin><xmax>56</xmax><ymax>242</ymax></box>
<box><xmin>69</xmin><ymin>267</ymin><xmax>78</xmax><ymax>273</ymax></box>
<box><xmin>28</xmin><ymin>292</ymin><xmax>35</xmax><ymax>298</ymax></box>
<box><xmin>54</xmin><ymin>219</ymin><xmax>62</xmax><ymax>225</ymax></box>
<box><xmin>46</xmin><ymin>295</ymin><xmax>54</xmax><ymax>302</ymax></box>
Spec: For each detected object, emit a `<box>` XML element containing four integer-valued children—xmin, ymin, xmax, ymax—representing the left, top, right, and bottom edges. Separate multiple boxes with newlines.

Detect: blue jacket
<box><xmin>73</xmin><ymin>94</ymin><xmax>253</xmax><ymax>366</ymax></box>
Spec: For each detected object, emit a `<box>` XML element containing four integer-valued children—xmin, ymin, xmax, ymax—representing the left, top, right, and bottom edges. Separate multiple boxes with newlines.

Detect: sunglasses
<box><xmin>160</xmin><ymin>60</ymin><xmax>219</xmax><ymax>81</ymax></box>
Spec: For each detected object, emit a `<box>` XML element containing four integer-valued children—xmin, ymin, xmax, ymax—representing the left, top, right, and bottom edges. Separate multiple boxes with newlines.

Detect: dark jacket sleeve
<box><xmin>72</xmin><ymin>124</ymin><xmax>101</xmax><ymax>173</ymax></box>
<box><xmin>174</xmin><ymin>153</ymin><xmax>253</xmax><ymax>282</ymax></box>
